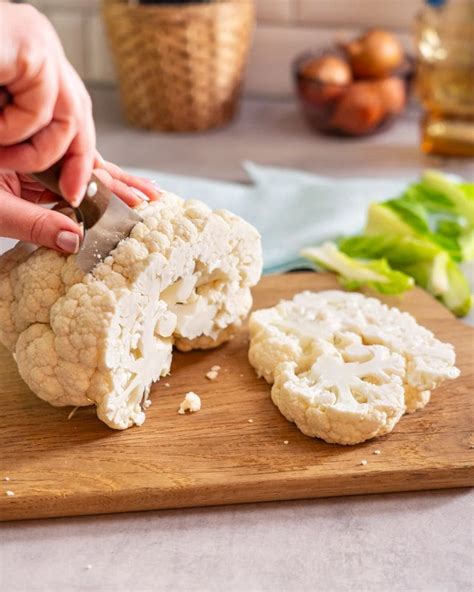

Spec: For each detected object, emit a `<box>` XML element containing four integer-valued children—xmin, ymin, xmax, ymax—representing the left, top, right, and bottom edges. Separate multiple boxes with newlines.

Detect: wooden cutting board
<box><xmin>0</xmin><ymin>273</ymin><xmax>473</xmax><ymax>521</ymax></box>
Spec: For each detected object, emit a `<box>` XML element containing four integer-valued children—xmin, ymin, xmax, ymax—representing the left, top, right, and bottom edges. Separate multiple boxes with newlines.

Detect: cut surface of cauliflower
<box><xmin>0</xmin><ymin>192</ymin><xmax>262</xmax><ymax>430</ymax></box>
<box><xmin>249</xmin><ymin>290</ymin><xmax>460</xmax><ymax>445</ymax></box>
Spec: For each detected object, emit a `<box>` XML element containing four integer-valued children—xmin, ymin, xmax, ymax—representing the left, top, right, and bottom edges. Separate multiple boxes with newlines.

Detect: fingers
<box><xmin>0</xmin><ymin>107</ymin><xmax>76</xmax><ymax>174</ymax></box>
<box><xmin>0</xmin><ymin>88</ymin><xmax>11</xmax><ymax>110</ymax></box>
<box><xmin>58</xmin><ymin>63</ymin><xmax>95</xmax><ymax>205</ymax></box>
<box><xmin>0</xmin><ymin>58</ymin><xmax>59</xmax><ymax>145</ymax></box>
<box><xmin>20</xmin><ymin>188</ymin><xmax>58</xmax><ymax>204</ymax></box>
<box><xmin>0</xmin><ymin>60</ymin><xmax>94</xmax><ymax>208</ymax></box>
<box><xmin>0</xmin><ymin>12</ymin><xmax>96</xmax><ymax>205</ymax></box>
<box><xmin>0</xmin><ymin>67</ymin><xmax>78</xmax><ymax>171</ymax></box>
<box><xmin>0</xmin><ymin>5</ymin><xmax>61</xmax><ymax>144</ymax></box>
<box><xmin>14</xmin><ymin>174</ymin><xmax>59</xmax><ymax>203</ymax></box>
<box><xmin>94</xmin><ymin>155</ymin><xmax>161</xmax><ymax>202</ymax></box>
<box><xmin>0</xmin><ymin>170</ymin><xmax>21</xmax><ymax>195</ymax></box>
<box><xmin>0</xmin><ymin>188</ymin><xmax>82</xmax><ymax>253</ymax></box>
<box><xmin>92</xmin><ymin>168</ymin><xmax>142</xmax><ymax>207</ymax></box>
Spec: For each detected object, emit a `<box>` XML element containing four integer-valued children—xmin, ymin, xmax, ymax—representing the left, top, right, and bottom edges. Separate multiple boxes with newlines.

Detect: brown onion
<box><xmin>299</xmin><ymin>55</ymin><xmax>352</xmax><ymax>86</ymax></box>
<box><xmin>372</xmin><ymin>77</ymin><xmax>406</xmax><ymax>114</ymax></box>
<box><xmin>344</xmin><ymin>30</ymin><xmax>404</xmax><ymax>79</ymax></box>
<box><xmin>298</xmin><ymin>80</ymin><xmax>347</xmax><ymax>106</ymax></box>
<box><xmin>329</xmin><ymin>82</ymin><xmax>385</xmax><ymax>135</ymax></box>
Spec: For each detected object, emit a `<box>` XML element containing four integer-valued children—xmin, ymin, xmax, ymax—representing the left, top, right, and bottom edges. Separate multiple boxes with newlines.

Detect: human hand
<box><xmin>0</xmin><ymin>4</ymin><xmax>94</xmax><ymax>206</ymax></box>
<box><xmin>0</xmin><ymin>158</ymin><xmax>160</xmax><ymax>253</ymax></box>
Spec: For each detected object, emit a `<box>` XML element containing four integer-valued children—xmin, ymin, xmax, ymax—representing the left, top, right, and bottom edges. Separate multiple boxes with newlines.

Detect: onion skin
<box><xmin>372</xmin><ymin>77</ymin><xmax>406</xmax><ymax>114</ymax></box>
<box><xmin>345</xmin><ymin>30</ymin><xmax>404</xmax><ymax>79</ymax></box>
<box><xmin>329</xmin><ymin>82</ymin><xmax>385</xmax><ymax>135</ymax></box>
<box><xmin>299</xmin><ymin>81</ymin><xmax>347</xmax><ymax>106</ymax></box>
<box><xmin>299</xmin><ymin>55</ymin><xmax>352</xmax><ymax>86</ymax></box>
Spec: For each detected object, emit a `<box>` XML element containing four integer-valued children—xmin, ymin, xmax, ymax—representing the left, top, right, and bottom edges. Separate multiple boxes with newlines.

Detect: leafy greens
<box><xmin>301</xmin><ymin>171</ymin><xmax>473</xmax><ymax>316</ymax></box>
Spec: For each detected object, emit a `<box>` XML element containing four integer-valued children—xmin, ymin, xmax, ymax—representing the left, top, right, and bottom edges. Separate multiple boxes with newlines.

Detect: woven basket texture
<box><xmin>103</xmin><ymin>0</ymin><xmax>255</xmax><ymax>131</ymax></box>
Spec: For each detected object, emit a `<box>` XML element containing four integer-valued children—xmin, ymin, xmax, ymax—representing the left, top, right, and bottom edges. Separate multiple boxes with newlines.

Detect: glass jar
<box><xmin>414</xmin><ymin>0</ymin><xmax>474</xmax><ymax>157</ymax></box>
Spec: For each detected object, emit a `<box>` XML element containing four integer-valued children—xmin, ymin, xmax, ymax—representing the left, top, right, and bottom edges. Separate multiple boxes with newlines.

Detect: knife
<box><xmin>31</xmin><ymin>164</ymin><xmax>142</xmax><ymax>273</ymax></box>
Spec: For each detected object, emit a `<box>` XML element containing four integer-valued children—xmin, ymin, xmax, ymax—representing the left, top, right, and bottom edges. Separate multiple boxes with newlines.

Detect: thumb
<box><xmin>0</xmin><ymin>191</ymin><xmax>82</xmax><ymax>253</ymax></box>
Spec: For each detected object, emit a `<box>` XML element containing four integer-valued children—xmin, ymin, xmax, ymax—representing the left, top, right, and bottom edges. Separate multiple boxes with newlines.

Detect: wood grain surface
<box><xmin>0</xmin><ymin>273</ymin><xmax>473</xmax><ymax>521</ymax></box>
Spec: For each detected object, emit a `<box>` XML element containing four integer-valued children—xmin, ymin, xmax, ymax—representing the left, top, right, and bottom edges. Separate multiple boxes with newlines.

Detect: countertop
<box><xmin>1</xmin><ymin>88</ymin><xmax>473</xmax><ymax>592</ymax></box>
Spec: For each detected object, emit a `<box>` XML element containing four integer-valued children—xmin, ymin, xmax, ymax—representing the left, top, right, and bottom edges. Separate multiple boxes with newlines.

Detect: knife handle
<box><xmin>31</xmin><ymin>166</ymin><xmax>110</xmax><ymax>230</ymax></box>
<box><xmin>30</xmin><ymin>163</ymin><xmax>63</xmax><ymax>196</ymax></box>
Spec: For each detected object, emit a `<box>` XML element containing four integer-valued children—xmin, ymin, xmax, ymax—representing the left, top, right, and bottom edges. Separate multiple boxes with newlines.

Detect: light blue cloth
<box><xmin>128</xmin><ymin>163</ymin><xmax>411</xmax><ymax>274</ymax></box>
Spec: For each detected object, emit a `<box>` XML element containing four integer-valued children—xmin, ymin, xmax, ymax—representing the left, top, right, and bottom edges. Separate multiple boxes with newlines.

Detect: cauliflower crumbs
<box><xmin>211</xmin><ymin>365</ymin><xmax>221</xmax><ymax>372</ymax></box>
<box><xmin>165</xmin><ymin>383</ymin><xmax>170</xmax><ymax>388</ymax></box>
<box><xmin>178</xmin><ymin>392</ymin><xmax>201</xmax><ymax>415</ymax></box>
<box><xmin>86</xmin><ymin>565</ymin><xmax>92</xmax><ymax>570</ymax></box>
<box><xmin>360</xmin><ymin>460</ymin><xmax>368</xmax><ymax>466</ymax></box>
<box><xmin>4</xmin><ymin>477</ymin><xmax>10</xmax><ymax>482</ymax></box>
<box><xmin>283</xmin><ymin>440</ymin><xmax>289</xmax><ymax>445</ymax></box>
<box><xmin>247</xmin><ymin>419</ymin><xmax>254</xmax><ymax>423</ymax></box>
<box><xmin>206</xmin><ymin>370</ymin><xmax>219</xmax><ymax>381</ymax></box>
<box><xmin>373</xmin><ymin>450</ymin><xmax>381</xmax><ymax>455</ymax></box>
<box><xmin>5</xmin><ymin>490</ymin><xmax>15</xmax><ymax>497</ymax></box>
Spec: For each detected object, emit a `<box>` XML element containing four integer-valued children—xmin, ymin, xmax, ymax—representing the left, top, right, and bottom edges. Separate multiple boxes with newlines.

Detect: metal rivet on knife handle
<box><xmin>31</xmin><ymin>167</ymin><xmax>110</xmax><ymax>231</ymax></box>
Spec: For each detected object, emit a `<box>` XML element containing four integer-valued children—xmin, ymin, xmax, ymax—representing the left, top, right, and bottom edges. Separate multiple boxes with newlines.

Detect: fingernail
<box><xmin>56</xmin><ymin>231</ymin><xmax>80</xmax><ymax>254</ymax></box>
<box><xmin>60</xmin><ymin>181</ymin><xmax>86</xmax><ymax>208</ymax></box>
<box><xmin>71</xmin><ymin>186</ymin><xmax>87</xmax><ymax>207</ymax></box>
<box><xmin>132</xmin><ymin>187</ymin><xmax>149</xmax><ymax>201</ymax></box>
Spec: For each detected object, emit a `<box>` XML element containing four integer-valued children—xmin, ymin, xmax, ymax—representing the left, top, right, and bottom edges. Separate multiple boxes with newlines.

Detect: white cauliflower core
<box><xmin>249</xmin><ymin>290</ymin><xmax>460</xmax><ymax>445</ymax></box>
<box><xmin>0</xmin><ymin>192</ymin><xmax>262</xmax><ymax>429</ymax></box>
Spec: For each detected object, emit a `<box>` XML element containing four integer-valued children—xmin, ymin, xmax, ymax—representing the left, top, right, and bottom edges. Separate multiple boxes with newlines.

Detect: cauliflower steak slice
<box><xmin>0</xmin><ymin>192</ymin><xmax>262</xmax><ymax>429</ymax></box>
<box><xmin>249</xmin><ymin>290</ymin><xmax>460</xmax><ymax>445</ymax></box>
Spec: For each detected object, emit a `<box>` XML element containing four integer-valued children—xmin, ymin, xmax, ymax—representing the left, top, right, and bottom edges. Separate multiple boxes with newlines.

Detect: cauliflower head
<box><xmin>0</xmin><ymin>192</ymin><xmax>262</xmax><ymax>429</ymax></box>
<box><xmin>249</xmin><ymin>290</ymin><xmax>460</xmax><ymax>445</ymax></box>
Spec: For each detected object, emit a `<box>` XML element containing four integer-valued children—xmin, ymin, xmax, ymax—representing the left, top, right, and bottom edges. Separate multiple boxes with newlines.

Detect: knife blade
<box><xmin>31</xmin><ymin>164</ymin><xmax>142</xmax><ymax>273</ymax></box>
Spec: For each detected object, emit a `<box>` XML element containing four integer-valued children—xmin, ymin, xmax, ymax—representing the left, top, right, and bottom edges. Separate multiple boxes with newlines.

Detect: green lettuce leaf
<box><xmin>339</xmin><ymin>234</ymin><xmax>472</xmax><ymax>317</ymax></box>
<box><xmin>421</xmin><ymin>170</ymin><xmax>474</xmax><ymax>224</ymax></box>
<box><xmin>459</xmin><ymin>183</ymin><xmax>474</xmax><ymax>200</ymax></box>
<box><xmin>301</xmin><ymin>242</ymin><xmax>414</xmax><ymax>295</ymax></box>
<box><xmin>303</xmin><ymin>170</ymin><xmax>473</xmax><ymax>316</ymax></box>
<box><xmin>385</xmin><ymin>195</ymin><xmax>430</xmax><ymax>234</ymax></box>
<box><xmin>366</xmin><ymin>174</ymin><xmax>474</xmax><ymax>263</ymax></box>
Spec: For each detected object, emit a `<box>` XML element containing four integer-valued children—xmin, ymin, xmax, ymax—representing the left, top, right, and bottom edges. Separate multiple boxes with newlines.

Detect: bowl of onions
<box><xmin>294</xmin><ymin>30</ymin><xmax>411</xmax><ymax>137</ymax></box>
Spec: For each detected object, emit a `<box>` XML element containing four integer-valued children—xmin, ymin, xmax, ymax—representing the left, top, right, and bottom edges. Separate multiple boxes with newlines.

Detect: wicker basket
<box><xmin>102</xmin><ymin>0</ymin><xmax>255</xmax><ymax>132</ymax></box>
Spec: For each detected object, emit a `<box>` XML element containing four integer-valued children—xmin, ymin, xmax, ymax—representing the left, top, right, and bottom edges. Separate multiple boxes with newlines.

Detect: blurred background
<box><xmin>3</xmin><ymin>0</ymin><xmax>433</xmax><ymax>182</ymax></box>
<box><xmin>15</xmin><ymin>0</ymin><xmax>419</xmax><ymax>99</ymax></box>
<box><xmin>3</xmin><ymin>0</ymin><xmax>470</xmax><ymax>180</ymax></box>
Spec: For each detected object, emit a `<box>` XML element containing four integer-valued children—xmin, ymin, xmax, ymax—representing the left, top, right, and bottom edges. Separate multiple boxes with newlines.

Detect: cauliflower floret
<box><xmin>0</xmin><ymin>242</ymin><xmax>36</xmax><ymax>351</ymax></box>
<box><xmin>0</xmin><ymin>191</ymin><xmax>262</xmax><ymax>429</ymax></box>
<box><xmin>178</xmin><ymin>391</ymin><xmax>201</xmax><ymax>414</ymax></box>
<box><xmin>249</xmin><ymin>290</ymin><xmax>460</xmax><ymax>445</ymax></box>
